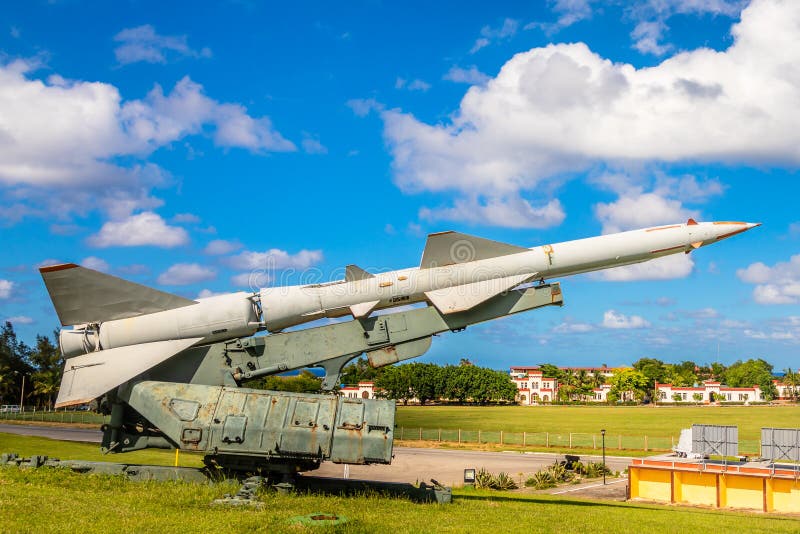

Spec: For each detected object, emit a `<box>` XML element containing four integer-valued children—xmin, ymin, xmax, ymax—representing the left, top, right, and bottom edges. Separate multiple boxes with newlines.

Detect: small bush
<box><xmin>494</xmin><ymin>472</ymin><xmax>518</xmax><ymax>490</ymax></box>
<box><xmin>525</xmin><ymin>470</ymin><xmax>556</xmax><ymax>489</ymax></box>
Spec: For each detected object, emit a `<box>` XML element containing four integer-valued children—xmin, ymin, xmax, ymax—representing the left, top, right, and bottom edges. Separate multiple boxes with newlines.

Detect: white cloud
<box><xmin>738</xmin><ymin>255</ymin><xmax>800</xmax><ymax>304</ymax></box>
<box><xmin>626</xmin><ymin>1</ymin><xmax>746</xmax><ymax>56</ymax></box>
<box><xmin>471</xmin><ymin>18</ymin><xmax>519</xmax><ymax>54</ymax></box>
<box><xmin>231</xmin><ymin>271</ymin><xmax>272</xmax><ymax>289</ymax></box>
<box><xmin>197</xmin><ymin>289</ymin><xmax>226</xmax><ymax>299</ymax></box>
<box><xmin>87</xmin><ymin>211</ymin><xmax>189</xmax><ymax>248</ymax></box>
<box><xmin>4</xmin><ymin>315</ymin><xmax>32</xmax><ymax>325</ymax></box>
<box><xmin>443</xmin><ymin>66</ymin><xmax>491</xmax><ymax>85</ymax></box>
<box><xmin>346</xmin><ymin>98</ymin><xmax>383</xmax><ymax>117</ymax></box>
<box><xmin>420</xmin><ymin>196</ymin><xmax>565</xmax><ymax>229</ymax></box>
<box><xmin>602</xmin><ymin>309</ymin><xmax>650</xmax><ymax>329</ymax></box>
<box><xmin>0</xmin><ymin>279</ymin><xmax>13</xmax><ymax>299</ymax></box>
<box><xmin>80</xmin><ymin>256</ymin><xmax>110</xmax><ymax>273</ymax></box>
<box><xmin>114</xmin><ymin>24</ymin><xmax>212</xmax><ymax>65</ymax></box>
<box><xmin>224</xmin><ymin>249</ymin><xmax>323</xmax><ymax>270</ymax></box>
<box><xmin>631</xmin><ymin>20</ymin><xmax>673</xmax><ymax>56</ymax></box>
<box><xmin>594</xmin><ymin>193</ymin><xmax>698</xmax><ymax>234</ymax></box>
<box><xmin>301</xmin><ymin>135</ymin><xmax>328</xmax><ymax>154</ymax></box>
<box><xmin>157</xmin><ymin>263</ymin><xmax>216</xmax><ymax>286</ymax></box>
<box><xmin>381</xmin><ymin>1</ymin><xmax>800</xmax><ymax>227</ymax></box>
<box><xmin>596</xmin><ymin>253</ymin><xmax>695</xmax><ymax>281</ymax></box>
<box><xmin>396</xmin><ymin>78</ymin><xmax>431</xmax><ymax>92</ymax></box>
<box><xmin>0</xmin><ymin>62</ymin><xmax>295</xmax><ymax>223</ymax></box>
<box><xmin>525</xmin><ymin>0</ymin><xmax>595</xmax><ymax>34</ymax></box>
<box><xmin>203</xmin><ymin>239</ymin><xmax>242</xmax><ymax>255</ymax></box>
<box><xmin>553</xmin><ymin>321</ymin><xmax>595</xmax><ymax>333</ymax></box>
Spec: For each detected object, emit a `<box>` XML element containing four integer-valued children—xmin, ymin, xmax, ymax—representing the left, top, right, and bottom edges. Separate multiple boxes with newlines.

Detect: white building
<box><xmin>340</xmin><ymin>381</ymin><xmax>377</xmax><ymax>399</ymax></box>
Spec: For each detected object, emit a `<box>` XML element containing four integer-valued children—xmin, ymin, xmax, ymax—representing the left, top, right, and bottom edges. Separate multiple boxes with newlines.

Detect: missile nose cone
<box><xmin>712</xmin><ymin>221</ymin><xmax>761</xmax><ymax>242</ymax></box>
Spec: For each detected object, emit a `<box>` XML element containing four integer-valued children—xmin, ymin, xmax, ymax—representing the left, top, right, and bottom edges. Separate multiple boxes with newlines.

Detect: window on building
<box><xmin>531</xmin><ymin>382</ymin><xmax>539</xmax><ymax>390</ymax></box>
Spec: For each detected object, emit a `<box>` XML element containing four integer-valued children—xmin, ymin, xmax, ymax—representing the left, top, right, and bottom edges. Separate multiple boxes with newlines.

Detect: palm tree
<box><xmin>783</xmin><ymin>368</ymin><xmax>799</xmax><ymax>401</ymax></box>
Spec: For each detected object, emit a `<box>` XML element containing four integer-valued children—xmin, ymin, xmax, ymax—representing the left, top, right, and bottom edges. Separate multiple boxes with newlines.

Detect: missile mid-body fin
<box><xmin>350</xmin><ymin>300</ymin><xmax>381</xmax><ymax>318</ymax></box>
<box><xmin>54</xmin><ymin>337</ymin><xmax>203</xmax><ymax>408</ymax></box>
<box><xmin>40</xmin><ymin>264</ymin><xmax>197</xmax><ymax>326</ymax></box>
<box><xmin>425</xmin><ymin>273</ymin><xmax>534</xmax><ymax>314</ymax></box>
<box><xmin>345</xmin><ymin>264</ymin><xmax>374</xmax><ymax>282</ymax></box>
<box><xmin>419</xmin><ymin>231</ymin><xmax>528</xmax><ymax>269</ymax></box>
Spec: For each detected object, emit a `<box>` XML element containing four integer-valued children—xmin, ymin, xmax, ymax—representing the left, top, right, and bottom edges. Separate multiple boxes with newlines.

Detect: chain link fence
<box><xmin>396</xmin><ymin>427</ymin><xmax>761</xmax><ymax>454</ymax></box>
<box><xmin>0</xmin><ymin>407</ymin><xmax>108</xmax><ymax>425</ymax></box>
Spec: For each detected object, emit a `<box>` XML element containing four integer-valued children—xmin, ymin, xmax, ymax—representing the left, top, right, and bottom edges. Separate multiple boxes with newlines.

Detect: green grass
<box><xmin>395</xmin><ymin>405</ymin><xmax>800</xmax><ymax>454</ymax></box>
<box><xmin>0</xmin><ymin>431</ymin><xmax>204</xmax><ymax>468</ymax></box>
<box><xmin>2</xmin><ymin>465</ymin><xmax>799</xmax><ymax>533</ymax></box>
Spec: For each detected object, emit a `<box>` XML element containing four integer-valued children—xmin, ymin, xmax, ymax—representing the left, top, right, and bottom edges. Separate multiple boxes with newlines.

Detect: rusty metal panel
<box><xmin>330</xmin><ymin>397</ymin><xmax>394</xmax><ymax>464</ymax></box>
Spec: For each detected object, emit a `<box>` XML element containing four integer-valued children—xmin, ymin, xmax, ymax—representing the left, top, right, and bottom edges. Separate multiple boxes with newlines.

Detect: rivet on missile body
<box><xmin>379</xmin><ymin>281</ymin><xmax>393</xmax><ymax>287</ymax></box>
<box><xmin>398</xmin><ymin>276</ymin><xmax>408</xmax><ymax>281</ymax></box>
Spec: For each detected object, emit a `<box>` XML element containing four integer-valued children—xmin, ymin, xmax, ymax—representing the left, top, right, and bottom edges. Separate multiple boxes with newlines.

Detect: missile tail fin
<box><xmin>54</xmin><ymin>337</ymin><xmax>203</xmax><ymax>408</ymax></box>
<box><xmin>425</xmin><ymin>273</ymin><xmax>533</xmax><ymax>314</ymax></box>
<box><xmin>40</xmin><ymin>263</ymin><xmax>197</xmax><ymax>326</ymax></box>
<box><xmin>420</xmin><ymin>231</ymin><xmax>528</xmax><ymax>269</ymax></box>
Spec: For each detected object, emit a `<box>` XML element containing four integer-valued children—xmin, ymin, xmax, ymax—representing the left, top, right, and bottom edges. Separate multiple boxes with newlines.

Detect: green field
<box><xmin>395</xmin><ymin>405</ymin><xmax>800</xmax><ymax>453</ymax></box>
<box><xmin>1</xmin><ymin>433</ymin><xmax>798</xmax><ymax>533</ymax></box>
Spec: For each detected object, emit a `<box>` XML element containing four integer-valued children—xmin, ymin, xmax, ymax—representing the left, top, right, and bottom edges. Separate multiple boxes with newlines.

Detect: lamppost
<box><xmin>14</xmin><ymin>371</ymin><xmax>28</xmax><ymax>412</ymax></box>
<box><xmin>601</xmin><ymin>429</ymin><xmax>606</xmax><ymax>485</ymax></box>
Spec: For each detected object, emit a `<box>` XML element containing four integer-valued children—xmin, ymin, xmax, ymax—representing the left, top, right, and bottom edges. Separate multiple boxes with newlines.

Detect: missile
<box><xmin>41</xmin><ymin>218</ymin><xmax>758</xmax><ymax>407</ymax></box>
<box><xmin>261</xmin><ymin>219</ymin><xmax>760</xmax><ymax>330</ymax></box>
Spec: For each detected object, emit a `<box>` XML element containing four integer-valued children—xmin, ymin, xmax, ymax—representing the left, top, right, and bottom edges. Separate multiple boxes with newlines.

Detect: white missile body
<box><xmin>261</xmin><ymin>219</ymin><xmax>760</xmax><ymax>331</ymax></box>
<box><xmin>41</xmin><ymin>218</ymin><xmax>757</xmax><ymax>407</ymax></box>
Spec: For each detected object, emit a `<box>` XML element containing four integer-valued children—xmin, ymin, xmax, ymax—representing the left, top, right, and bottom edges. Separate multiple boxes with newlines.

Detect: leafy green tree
<box><xmin>257</xmin><ymin>369</ymin><xmax>322</xmax><ymax>393</ymax></box>
<box><xmin>375</xmin><ymin>365</ymin><xmax>414</xmax><ymax>405</ymax></box>
<box><xmin>340</xmin><ymin>356</ymin><xmax>382</xmax><ymax>385</ymax></box>
<box><xmin>723</xmin><ymin>358</ymin><xmax>778</xmax><ymax>400</ymax></box>
<box><xmin>783</xmin><ymin>368</ymin><xmax>799</xmax><ymax>401</ymax></box>
<box><xmin>29</xmin><ymin>332</ymin><xmax>63</xmax><ymax>409</ymax></box>
<box><xmin>667</xmin><ymin>361</ymin><xmax>699</xmax><ymax>387</ymax></box>
<box><xmin>608</xmin><ymin>369</ymin><xmax>650</xmax><ymax>403</ymax></box>
<box><xmin>0</xmin><ymin>322</ymin><xmax>34</xmax><ymax>405</ymax></box>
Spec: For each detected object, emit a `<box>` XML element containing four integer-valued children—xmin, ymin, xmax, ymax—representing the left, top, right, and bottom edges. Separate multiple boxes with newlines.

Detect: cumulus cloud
<box><xmin>301</xmin><ymin>135</ymin><xmax>328</xmax><ymax>154</ymax></box>
<box><xmin>157</xmin><ymin>263</ymin><xmax>216</xmax><ymax>285</ymax></box>
<box><xmin>203</xmin><ymin>239</ymin><xmax>242</xmax><ymax>255</ymax></box>
<box><xmin>0</xmin><ymin>62</ymin><xmax>294</xmax><ymax>222</ymax></box>
<box><xmin>602</xmin><ymin>309</ymin><xmax>650</xmax><ymax>329</ymax></box>
<box><xmin>114</xmin><ymin>24</ymin><xmax>212</xmax><ymax>65</ymax></box>
<box><xmin>594</xmin><ymin>193</ymin><xmax>698</xmax><ymax>234</ymax></box>
<box><xmin>626</xmin><ymin>0</ymin><xmax>746</xmax><ymax>56</ymax></box>
<box><xmin>381</xmin><ymin>1</ymin><xmax>799</xmax><ymax>228</ymax></box>
<box><xmin>80</xmin><ymin>256</ymin><xmax>110</xmax><ymax>272</ymax></box>
<box><xmin>738</xmin><ymin>255</ymin><xmax>800</xmax><ymax>304</ymax></box>
<box><xmin>224</xmin><ymin>249</ymin><xmax>323</xmax><ymax>271</ymax></box>
<box><xmin>443</xmin><ymin>65</ymin><xmax>491</xmax><ymax>85</ymax></box>
<box><xmin>87</xmin><ymin>211</ymin><xmax>189</xmax><ymax>248</ymax></box>
<box><xmin>0</xmin><ymin>279</ymin><xmax>13</xmax><ymax>299</ymax></box>
<box><xmin>231</xmin><ymin>271</ymin><xmax>272</xmax><ymax>289</ymax></box>
<box><xmin>420</xmin><ymin>196</ymin><xmax>565</xmax><ymax>228</ymax></box>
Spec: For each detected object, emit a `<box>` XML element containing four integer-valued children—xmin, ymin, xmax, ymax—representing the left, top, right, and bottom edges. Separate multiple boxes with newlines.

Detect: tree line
<box><xmin>3</xmin><ymin>319</ymin><xmax>799</xmax><ymax>406</ymax></box>
<box><xmin>0</xmin><ymin>322</ymin><xmax>62</xmax><ymax>408</ymax></box>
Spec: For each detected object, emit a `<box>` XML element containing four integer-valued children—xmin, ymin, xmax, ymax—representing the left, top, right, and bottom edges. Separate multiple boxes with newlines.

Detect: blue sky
<box><xmin>2</xmin><ymin>0</ymin><xmax>800</xmax><ymax>370</ymax></box>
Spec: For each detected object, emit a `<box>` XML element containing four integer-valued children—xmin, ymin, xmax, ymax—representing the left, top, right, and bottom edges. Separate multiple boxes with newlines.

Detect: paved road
<box><xmin>0</xmin><ymin>424</ymin><xmax>633</xmax><ymax>486</ymax></box>
<box><xmin>0</xmin><ymin>423</ymin><xmax>102</xmax><ymax>443</ymax></box>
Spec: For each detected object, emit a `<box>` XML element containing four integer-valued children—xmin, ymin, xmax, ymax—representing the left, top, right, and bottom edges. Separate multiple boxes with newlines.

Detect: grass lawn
<box><xmin>395</xmin><ymin>404</ymin><xmax>800</xmax><ymax>453</ymax></box>
<box><xmin>0</xmin><ymin>431</ymin><xmax>205</xmax><ymax>468</ymax></box>
<box><xmin>2</xmin><ymin>462</ymin><xmax>799</xmax><ymax>533</ymax></box>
